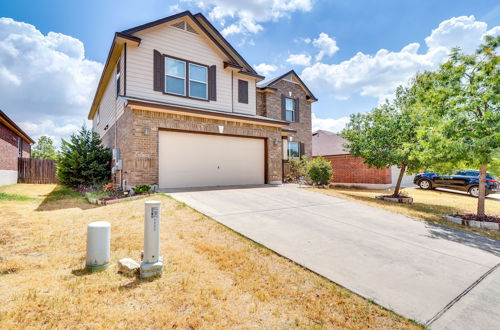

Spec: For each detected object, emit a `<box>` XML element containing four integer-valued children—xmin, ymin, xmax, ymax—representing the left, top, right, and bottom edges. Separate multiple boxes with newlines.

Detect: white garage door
<box><xmin>159</xmin><ymin>131</ymin><xmax>265</xmax><ymax>189</ymax></box>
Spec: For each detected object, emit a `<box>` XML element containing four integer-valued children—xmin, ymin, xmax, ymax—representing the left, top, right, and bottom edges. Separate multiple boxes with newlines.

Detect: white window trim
<box><xmin>165</xmin><ymin>57</ymin><xmax>187</xmax><ymax>96</ymax></box>
<box><xmin>188</xmin><ymin>63</ymin><xmax>208</xmax><ymax>100</ymax></box>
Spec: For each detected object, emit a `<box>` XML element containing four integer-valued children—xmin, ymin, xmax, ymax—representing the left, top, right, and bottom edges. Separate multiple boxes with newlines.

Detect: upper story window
<box><xmin>165</xmin><ymin>57</ymin><xmax>186</xmax><ymax>96</ymax></box>
<box><xmin>116</xmin><ymin>58</ymin><xmax>121</xmax><ymax>97</ymax></box>
<box><xmin>285</xmin><ymin>98</ymin><xmax>295</xmax><ymax>121</ymax></box>
<box><xmin>238</xmin><ymin>79</ymin><xmax>249</xmax><ymax>104</ymax></box>
<box><xmin>189</xmin><ymin>63</ymin><xmax>208</xmax><ymax>99</ymax></box>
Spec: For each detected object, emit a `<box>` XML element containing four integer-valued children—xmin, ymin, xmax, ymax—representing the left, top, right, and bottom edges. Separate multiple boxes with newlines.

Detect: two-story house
<box><xmin>88</xmin><ymin>11</ymin><xmax>317</xmax><ymax>189</ymax></box>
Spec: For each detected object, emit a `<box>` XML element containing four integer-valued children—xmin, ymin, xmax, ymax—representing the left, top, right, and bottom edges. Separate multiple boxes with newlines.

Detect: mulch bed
<box><xmin>87</xmin><ymin>193</ymin><xmax>154</xmax><ymax>205</ymax></box>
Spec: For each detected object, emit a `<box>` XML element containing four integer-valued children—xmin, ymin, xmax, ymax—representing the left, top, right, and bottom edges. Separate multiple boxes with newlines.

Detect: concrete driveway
<box><xmin>168</xmin><ymin>186</ymin><xmax>500</xmax><ymax>329</ymax></box>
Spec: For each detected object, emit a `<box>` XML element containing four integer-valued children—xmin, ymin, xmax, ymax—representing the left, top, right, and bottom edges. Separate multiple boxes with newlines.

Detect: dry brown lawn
<box><xmin>0</xmin><ymin>184</ymin><xmax>420</xmax><ymax>329</ymax></box>
<box><xmin>310</xmin><ymin>186</ymin><xmax>500</xmax><ymax>240</ymax></box>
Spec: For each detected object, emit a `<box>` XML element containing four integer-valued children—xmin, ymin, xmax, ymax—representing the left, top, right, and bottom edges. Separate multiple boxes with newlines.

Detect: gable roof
<box><xmin>258</xmin><ymin>70</ymin><xmax>318</xmax><ymax>102</ymax></box>
<box><xmin>121</xmin><ymin>11</ymin><xmax>259</xmax><ymax>76</ymax></box>
<box><xmin>0</xmin><ymin>110</ymin><xmax>34</xmax><ymax>144</ymax></box>
<box><xmin>312</xmin><ymin>130</ymin><xmax>348</xmax><ymax>156</ymax></box>
<box><xmin>88</xmin><ymin>11</ymin><xmax>263</xmax><ymax>120</ymax></box>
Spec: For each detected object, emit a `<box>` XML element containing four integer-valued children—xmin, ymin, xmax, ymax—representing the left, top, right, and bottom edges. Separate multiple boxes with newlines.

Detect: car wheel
<box><xmin>469</xmin><ymin>186</ymin><xmax>479</xmax><ymax>198</ymax></box>
<box><xmin>418</xmin><ymin>179</ymin><xmax>432</xmax><ymax>190</ymax></box>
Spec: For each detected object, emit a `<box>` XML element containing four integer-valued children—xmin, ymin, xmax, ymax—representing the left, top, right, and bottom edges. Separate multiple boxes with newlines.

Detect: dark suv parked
<box><xmin>413</xmin><ymin>170</ymin><xmax>499</xmax><ymax>197</ymax></box>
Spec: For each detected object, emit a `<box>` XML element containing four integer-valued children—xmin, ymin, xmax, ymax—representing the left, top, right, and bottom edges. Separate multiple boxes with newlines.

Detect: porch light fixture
<box><xmin>144</xmin><ymin>128</ymin><xmax>150</xmax><ymax>135</ymax></box>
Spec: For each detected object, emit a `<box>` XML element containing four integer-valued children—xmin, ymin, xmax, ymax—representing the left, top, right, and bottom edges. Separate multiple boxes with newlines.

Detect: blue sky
<box><xmin>0</xmin><ymin>0</ymin><xmax>499</xmax><ymax>142</ymax></box>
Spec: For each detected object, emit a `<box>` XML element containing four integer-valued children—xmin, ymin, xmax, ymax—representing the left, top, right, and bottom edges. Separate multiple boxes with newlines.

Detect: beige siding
<box><xmin>232</xmin><ymin>74</ymin><xmax>256</xmax><ymax>115</ymax></box>
<box><xmin>93</xmin><ymin>48</ymin><xmax>125</xmax><ymax>138</ymax></box>
<box><xmin>126</xmin><ymin>19</ymin><xmax>257</xmax><ymax>115</ymax></box>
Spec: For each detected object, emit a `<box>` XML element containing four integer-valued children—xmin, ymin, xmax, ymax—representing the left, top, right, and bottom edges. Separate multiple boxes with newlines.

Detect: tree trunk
<box><xmin>477</xmin><ymin>164</ymin><xmax>487</xmax><ymax>217</ymax></box>
<box><xmin>393</xmin><ymin>163</ymin><xmax>407</xmax><ymax>197</ymax></box>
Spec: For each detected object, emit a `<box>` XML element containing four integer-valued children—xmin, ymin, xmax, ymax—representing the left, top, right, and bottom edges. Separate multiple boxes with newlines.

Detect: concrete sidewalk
<box><xmin>168</xmin><ymin>186</ymin><xmax>500</xmax><ymax>328</ymax></box>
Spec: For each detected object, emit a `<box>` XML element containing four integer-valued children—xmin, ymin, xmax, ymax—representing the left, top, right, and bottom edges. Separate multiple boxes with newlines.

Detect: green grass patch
<box><xmin>43</xmin><ymin>187</ymin><xmax>83</xmax><ymax>202</ymax></box>
<box><xmin>85</xmin><ymin>191</ymin><xmax>110</xmax><ymax>200</ymax></box>
<box><xmin>0</xmin><ymin>192</ymin><xmax>34</xmax><ymax>201</ymax></box>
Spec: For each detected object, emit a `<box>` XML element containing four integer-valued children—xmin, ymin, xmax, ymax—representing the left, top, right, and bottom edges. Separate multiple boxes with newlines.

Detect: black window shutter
<box><xmin>238</xmin><ymin>79</ymin><xmax>248</xmax><ymax>104</ymax></box>
<box><xmin>295</xmin><ymin>98</ymin><xmax>300</xmax><ymax>122</ymax></box>
<box><xmin>281</xmin><ymin>95</ymin><xmax>286</xmax><ymax>120</ymax></box>
<box><xmin>153</xmin><ymin>50</ymin><xmax>164</xmax><ymax>92</ymax></box>
<box><xmin>208</xmin><ymin>65</ymin><xmax>217</xmax><ymax>101</ymax></box>
<box><xmin>299</xmin><ymin>142</ymin><xmax>305</xmax><ymax>157</ymax></box>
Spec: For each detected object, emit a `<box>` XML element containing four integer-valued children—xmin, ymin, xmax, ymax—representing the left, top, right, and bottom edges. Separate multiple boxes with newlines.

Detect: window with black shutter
<box><xmin>153</xmin><ymin>50</ymin><xmax>164</xmax><ymax>92</ymax></box>
<box><xmin>208</xmin><ymin>65</ymin><xmax>217</xmax><ymax>101</ymax></box>
<box><xmin>238</xmin><ymin>79</ymin><xmax>248</xmax><ymax>104</ymax></box>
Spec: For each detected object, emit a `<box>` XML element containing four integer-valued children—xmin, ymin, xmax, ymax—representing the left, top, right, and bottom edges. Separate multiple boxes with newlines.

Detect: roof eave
<box><xmin>88</xmin><ymin>33</ymin><xmax>141</xmax><ymax>120</ymax></box>
<box><xmin>193</xmin><ymin>12</ymin><xmax>259</xmax><ymax>75</ymax></box>
<box><xmin>0</xmin><ymin>110</ymin><xmax>34</xmax><ymax>144</ymax></box>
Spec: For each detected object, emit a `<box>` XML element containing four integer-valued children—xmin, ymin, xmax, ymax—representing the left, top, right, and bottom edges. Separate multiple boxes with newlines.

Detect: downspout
<box><xmin>231</xmin><ymin>71</ymin><xmax>234</xmax><ymax>112</ymax></box>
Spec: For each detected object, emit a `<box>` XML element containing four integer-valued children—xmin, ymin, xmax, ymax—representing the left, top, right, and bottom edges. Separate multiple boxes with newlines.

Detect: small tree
<box><xmin>413</xmin><ymin>36</ymin><xmax>500</xmax><ymax>216</ymax></box>
<box><xmin>31</xmin><ymin>136</ymin><xmax>59</xmax><ymax>161</ymax></box>
<box><xmin>288</xmin><ymin>156</ymin><xmax>308</xmax><ymax>180</ymax></box>
<box><xmin>307</xmin><ymin>157</ymin><xmax>333</xmax><ymax>185</ymax></box>
<box><xmin>341</xmin><ymin>90</ymin><xmax>422</xmax><ymax>196</ymax></box>
<box><xmin>57</xmin><ymin>126</ymin><xmax>112</xmax><ymax>188</ymax></box>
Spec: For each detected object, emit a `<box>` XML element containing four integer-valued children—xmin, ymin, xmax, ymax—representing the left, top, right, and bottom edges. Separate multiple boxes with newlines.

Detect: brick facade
<box><xmin>321</xmin><ymin>154</ymin><xmax>392</xmax><ymax>184</ymax></box>
<box><xmin>0</xmin><ymin>121</ymin><xmax>30</xmax><ymax>171</ymax></box>
<box><xmin>256</xmin><ymin>79</ymin><xmax>312</xmax><ymax>159</ymax></box>
<box><xmin>102</xmin><ymin>107</ymin><xmax>283</xmax><ymax>187</ymax></box>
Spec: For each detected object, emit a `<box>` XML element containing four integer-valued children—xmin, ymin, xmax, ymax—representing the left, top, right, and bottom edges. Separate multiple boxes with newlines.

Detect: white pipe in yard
<box><xmin>86</xmin><ymin>221</ymin><xmax>111</xmax><ymax>270</ymax></box>
<box><xmin>140</xmin><ymin>200</ymin><xmax>164</xmax><ymax>278</ymax></box>
<box><xmin>144</xmin><ymin>200</ymin><xmax>161</xmax><ymax>263</ymax></box>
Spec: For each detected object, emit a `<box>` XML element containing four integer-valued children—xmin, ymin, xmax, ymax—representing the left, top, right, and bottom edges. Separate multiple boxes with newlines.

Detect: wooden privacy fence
<box><xmin>18</xmin><ymin>158</ymin><xmax>57</xmax><ymax>184</ymax></box>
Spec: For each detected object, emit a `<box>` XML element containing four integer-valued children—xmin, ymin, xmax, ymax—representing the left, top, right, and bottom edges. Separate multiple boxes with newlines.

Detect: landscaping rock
<box><xmin>376</xmin><ymin>195</ymin><xmax>413</xmax><ymax>204</ymax></box>
<box><xmin>480</xmin><ymin>221</ymin><xmax>500</xmax><ymax>230</ymax></box>
<box><xmin>118</xmin><ymin>258</ymin><xmax>140</xmax><ymax>277</ymax></box>
<box><xmin>443</xmin><ymin>215</ymin><xmax>500</xmax><ymax>231</ymax></box>
<box><xmin>444</xmin><ymin>215</ymin><xmax>463</xmax><ymax>225</ymax></box>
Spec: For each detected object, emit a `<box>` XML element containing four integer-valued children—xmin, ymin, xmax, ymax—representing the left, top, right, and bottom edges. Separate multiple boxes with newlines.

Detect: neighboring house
<box><xmin>88</xmin><ymin>11</ymin><xmax>316</xmax><ymax>189</ymax></box>
<box><xmin>257</xmin><ymin>70</ymin><xmax>317</xmax><ymax>178</ymax></box>
<box><xmin>312</xmin><ymin>130</ymin><xmax>414</xmax><ymax>189</ymax></box>
<box><xmin>0</xmin><ymin>110</ymin><xmax>33</xmax><ymax>186</ymax></box>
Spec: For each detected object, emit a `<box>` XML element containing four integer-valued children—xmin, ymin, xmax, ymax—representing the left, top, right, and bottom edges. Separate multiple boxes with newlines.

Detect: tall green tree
<box><xmin>413</xmin><ymin>36</ymin><xmax>500</xmax><ymax>216</ymax></box>
<box><xmin>342</xmin><ymin>86</ymin><xmax>422</xmax><ymax>197</ymax></box>
<box><xmin>57</xmin><ymin>126</ymin><xmax>112</xmax><ymax>188</ymax></box>
<box><xmin>31</xmin><ymin>136</ymin><xmax>59</xmax><ymax>161</ymax></box>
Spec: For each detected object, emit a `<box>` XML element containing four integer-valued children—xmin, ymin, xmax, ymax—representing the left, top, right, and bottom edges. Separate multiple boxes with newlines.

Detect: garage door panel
<box><xmin>159</xmin><ymin>131</ymin><xmax>265</xmax><ymax>189</ymax></box>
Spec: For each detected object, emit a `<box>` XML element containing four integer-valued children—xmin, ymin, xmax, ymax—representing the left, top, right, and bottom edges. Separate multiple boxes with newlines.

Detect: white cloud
<box><xmin>484</xmin><ymin>26</ymin><xmax>500</xmax><ymax>37</ymax></box>
<box><xmin>301</xmin><ymin>16</ymin><xmax>498</xmax><ymax>102</ymax></box>
<box><xmin>254</xmin><ymin>62</ymin><xmax>277</xmax><ymax>76</ymax></box>
<box><xmin>313</xmin><ymin>32</ymin><xmax>339</xmax><ymax>61</ymax></box>
<box><xmin>312</xmin><ymin>113</ymin><xmax>350</xmax><ymax>133</ymax></box>
<box><xmin>19</xmin><ymin>120</ymin><xmax>81</xmax><ymax>146</ymax></box>
<box><xmin>0</xmin><ymin>18</ymin><xmax>101</xmax><ymax>143</ymax></box>
<box><xmin>286</xmin><ymin>53</ymin><xmax>311</xmax><ymax>66</ymax></box>
<box><xmin>181</xmin><ymin>0</ymin><xmax>312</xmax><ymax>36</ymax></box>
<box><xmin>424</xmin><ymin>15</ymin><xmax>487</xmax><ymax>53</ymax></box>
<box><xmin>168</xmin><ymin>4</ymin><xmax>181</xmax><ymax>13</ymax></box>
